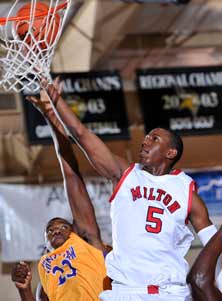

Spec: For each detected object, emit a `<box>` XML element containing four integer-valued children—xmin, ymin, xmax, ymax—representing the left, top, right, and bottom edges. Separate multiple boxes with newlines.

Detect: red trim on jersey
<box><xmin>147</xmin><ymin>285</ymin><xmax>159</xmax><ymax>294</ymax></box>
<box><xmin>170</xmin><ymin>169</ymin><xmax>182</xmax><ymax>175</ymax></box>
<box><xmin>109</xmin><ymin>163</ymin><xmax>135</xmax><ymax>203</ymax></box>
<box><xmin>185</xmin><ymin>180</ymin><xmax>196</xmax><ymax>224</ymax></box>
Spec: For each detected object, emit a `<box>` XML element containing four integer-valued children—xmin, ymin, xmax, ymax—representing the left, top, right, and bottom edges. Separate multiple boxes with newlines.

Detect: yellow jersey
<box><xmin>38</xmin><ymin>232</ymin><xmax>110</xmax><ymax>301</ymax></box>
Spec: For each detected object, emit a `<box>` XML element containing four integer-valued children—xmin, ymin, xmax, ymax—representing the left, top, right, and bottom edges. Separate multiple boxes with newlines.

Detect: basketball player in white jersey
<box><xmin>36</xmin><ymin>81</ymin><xmax>222</xmax><ymax>300</ymax></box>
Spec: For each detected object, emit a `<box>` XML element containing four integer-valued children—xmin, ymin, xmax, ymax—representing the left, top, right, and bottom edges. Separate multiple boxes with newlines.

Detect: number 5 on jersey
<box><xmin>145</xmin><ymin>206</ymin><xmax>164</xmax><ymax>234</ymax></box>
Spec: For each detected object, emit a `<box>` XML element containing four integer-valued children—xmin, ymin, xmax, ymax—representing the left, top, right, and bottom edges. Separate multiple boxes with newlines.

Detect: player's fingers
<box><xmin>14</xmin><ymin>269</ymin><xmax>28</xmax><ymax>277</ymax></box>
<box><xmin>21</xmin><ymin>262</ymin><xmax>31</xmax><ymax>272</ymax></box>
<box><xmin>26</xmin><ymin>273</ymin><xmax>32</xmax><ymax>282</ymax></box>
<box><xmin>13</xmin><ymin>262</ymin><xmax>28</xmax><ymax>272</ymax></box>
<box><xmin>15</xmin><ymin>281</ymin><xmax>28</xmax><ymax>289</ymax></box>
<box><xmin>45</xmin><ymin>84</ymin><xmax>61</xmax><ymax>105</ymax></box>
<box><xmin>19</xmin><ymin>261</ymin><xmax>29</xmax><ymax>267</ymax></box>
<box><xmin>40</xmin><ymin>79</ymin><xmax>48</xmax><ymax>89</ymax></box>
<box><xmin>19</xmin><ymin>261</ymin><xmax>25</xmax><ymax>265</ymax></box>
<box><xmin>53</xmin><ymin>76</ymin><xmax>60</xmax><ymax>88</ymax></box>
<box><xmin>53</xmin><ymin>76</ymin><xmax>63</xmax><ymax>94</ymax></box>
<box><xmin>40</xmin><ymin>89</ymin><xmax>54</xmax><ymax>103</ymax></box>
<box><xmin>40</xmin><ymin>89</ymin><xmax>48</xmax><ymax>99</ymax></box>
<box><xmin>12</xmin><ymin>275</ymin><xmax>26</xmax><ymax>283</ymax></box>
<box><xmin>40</xmin><ymin>91</ymin><xmax>53</xmax><ymax>105</ymax></box>
<box><xmin>13</xmin><ymin>270</ymin><xmax>28</xmax><ymax>279</ymax></box>
<box><xmin>15</xmin><ymin>282</ymin><xmax>23</xmax><ymax>288</ymax></box>
<box><xmin>58</xmin><ymin>81</ymin><xmax>63</xmax><ymax>94</ymax></box>
<box><xmin>26</xmin><ymin>96</ymin><xmax>38</xmax><ymax>104</ymax></box>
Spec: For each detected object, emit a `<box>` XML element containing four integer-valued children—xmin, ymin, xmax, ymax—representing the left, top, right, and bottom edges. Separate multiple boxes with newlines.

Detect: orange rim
<box><xmin>0</xmin><ymin>2</ymin><xmax>67</xmax><ymax>25</ymax></box>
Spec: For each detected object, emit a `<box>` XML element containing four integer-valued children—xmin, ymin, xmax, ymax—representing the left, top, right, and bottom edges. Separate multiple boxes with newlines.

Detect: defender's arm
<box><xmin>45</xmin><ymin>83</ymin><xmax>129</xmax><ymax>181</ymax></box>
<box><xmin>187</xmin><ymin>227</ymin><xmax>222</xmax><ymax>301</ymax></box>
<box><xmin>28</xmin><ymin>92</ymin><xmax>109</xmax><ymax>253</ymax></box>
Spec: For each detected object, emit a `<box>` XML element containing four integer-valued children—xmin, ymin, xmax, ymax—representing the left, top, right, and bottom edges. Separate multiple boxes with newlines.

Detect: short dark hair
<box><xmin>46</xmin><ymin>217</ymin><xmax>73</xmax><ymax>232</ymax></box>
<box><xmin>156</xmin><ymin>127</ymin><xmax>183</xmax><ymax>167</ymax></box>
<box><xmin>166</xmin><ymin>129</ymin><xmax>183</xmax><ymax>167</ymax></box>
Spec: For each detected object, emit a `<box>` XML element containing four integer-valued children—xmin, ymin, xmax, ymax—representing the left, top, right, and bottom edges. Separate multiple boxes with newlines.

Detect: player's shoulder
<box><xmin>39</xmin><ymin>253</ymin><xmax>48</xmax><ymax>265</ymax></box>
<box><xmin>120</xmin><ymin>162</ymin><xmax>137</xmax><ymax>176</ymax></box>
<box><xmin>38</xmin><ymin>247</ymin><xmax>56</xmax><ymax>264</ymax></box>
<box><xmin>173</xmin><ymin>169</ymin><xmax>194</xmax><ymax>183</ymax></box>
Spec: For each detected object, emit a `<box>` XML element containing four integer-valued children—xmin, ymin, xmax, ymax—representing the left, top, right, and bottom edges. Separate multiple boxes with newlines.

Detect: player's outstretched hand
<box><xmin>28</xmin><ymin>76</ymin><xmax>63</xmax><ymax>115</ymax></box>
<box><xmin>11</xmin><ymin>261</ymin><xmax>32</xmax><ymax>289</ymax></box>
<box><xmin>41</xmin><ymin>76</ymin><xmax>63</xmax><ymax>106</ymax></box>
<box><xmin>26</xmin><ymin>89</ymin><xmax>53</xmax><ymax>116</ymax></box>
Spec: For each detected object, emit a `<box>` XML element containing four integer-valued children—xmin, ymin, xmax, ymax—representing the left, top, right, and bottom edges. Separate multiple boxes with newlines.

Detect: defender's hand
<box><xmin>26</xmin><ymin>89</ymin><xmax>53</xmax><ymax>115</ymax></box>
<box><xmin>11</xmin><ymin>261</ymin><xmax>32</xmax><ymax>289</ymax></box>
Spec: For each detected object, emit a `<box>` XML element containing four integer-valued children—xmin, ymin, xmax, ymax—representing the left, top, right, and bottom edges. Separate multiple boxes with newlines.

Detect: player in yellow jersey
<box><xmin>11</xmin><ymin>85</ymin><xmax>111</xmax><ymax>301</ymax></box>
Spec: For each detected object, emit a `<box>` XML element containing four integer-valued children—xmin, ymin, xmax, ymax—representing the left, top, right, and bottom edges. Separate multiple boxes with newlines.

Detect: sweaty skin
<box><xmin>187</xmin><ymin>227</ymin><xmax>222</xmax><ymax>301</ymax></box>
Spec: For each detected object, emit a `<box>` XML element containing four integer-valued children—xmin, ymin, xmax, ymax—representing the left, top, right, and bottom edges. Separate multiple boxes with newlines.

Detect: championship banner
<box><xmin>0</xmin><ymin>178</ymin><xmax>112</xmax><ymax>262</ymax></box>
<box><xmin>137</xmin><ymin>66</ymin><xmax>222</xmax><ymax>135</ymax></box>
<box><xmin>22</xmin><ymin>71</ymin><xmax>129</xmax><ymax>144</ymax></box>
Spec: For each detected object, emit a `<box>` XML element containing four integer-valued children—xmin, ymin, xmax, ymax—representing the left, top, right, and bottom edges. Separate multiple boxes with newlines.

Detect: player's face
<box><xmin>46</xmin><ymin>219</ymin><xmax>72</xmax><ymax>249</ymax></box>
<box><xmin>139</xmin><ymin>128</ymin><xmax>172</xmax><ymax>168</ymax></box>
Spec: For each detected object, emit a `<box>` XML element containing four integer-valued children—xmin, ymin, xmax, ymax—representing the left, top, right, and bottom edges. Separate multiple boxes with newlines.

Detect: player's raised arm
<box><xmin>44</xmin><ymin>82</ymin><xmax>129</xmax><ymax>182</ymax></box>
<box><xmin>27</xmin><ymin>91</ymin><xmax>108</xmax><ymax>253</ymax></box>
<box><xmin>50</xmin><ymin>124</ymin><xmax>107</xmax><ymax>252</ymax></box>
<box><xmin>187</xmin><ymin>227</ymin><xmax>222</xmax><ymax>301</ymax></box>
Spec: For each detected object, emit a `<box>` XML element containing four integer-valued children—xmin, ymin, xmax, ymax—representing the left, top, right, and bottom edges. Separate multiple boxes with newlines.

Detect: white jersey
<box><xmin>106</xmin><ymin>163</ymin><xmax>196</xmax><ymax>288</ymax></box>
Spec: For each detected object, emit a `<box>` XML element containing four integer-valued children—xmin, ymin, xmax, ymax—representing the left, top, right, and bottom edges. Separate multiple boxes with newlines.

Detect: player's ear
<box><xmin>166</xmin><ymin>148</ymin><xmax>177</xmax><ymax>160</ymax></box>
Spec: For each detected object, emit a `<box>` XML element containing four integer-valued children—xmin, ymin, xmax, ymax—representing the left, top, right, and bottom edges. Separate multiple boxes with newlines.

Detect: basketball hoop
<box><xmin>0</xmin><ymin>0</ymin><xmax>72</xmax><ymax>93</ymax></box>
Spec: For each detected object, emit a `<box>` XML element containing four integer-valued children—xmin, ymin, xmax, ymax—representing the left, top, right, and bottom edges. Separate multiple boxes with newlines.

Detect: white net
<box><xmin>0</xmin><ymin>0</ymin><xmax>72</xmax><ymax>93</ymax></box>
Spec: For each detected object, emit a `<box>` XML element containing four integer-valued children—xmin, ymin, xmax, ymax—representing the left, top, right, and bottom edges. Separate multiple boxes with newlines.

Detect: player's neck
<box><xmin>142</xmin><ymin>164</ymin><xmax>171</xmax><ymax>176</ymax></box>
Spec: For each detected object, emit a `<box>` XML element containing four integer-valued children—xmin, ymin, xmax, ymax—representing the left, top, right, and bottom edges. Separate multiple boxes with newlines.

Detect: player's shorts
<box><xmin>99</xmin><ymin>282</ymin><xmax>192</xmax><ymax>301</ymax></box>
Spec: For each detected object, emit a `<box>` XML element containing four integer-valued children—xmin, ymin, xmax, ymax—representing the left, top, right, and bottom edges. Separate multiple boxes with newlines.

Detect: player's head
<box><xmin>166</xmin><ymin>128</ymin><xmax>183</xmax><ymax>167</ymax></box>
<box><xmin>139</xmin><ymin>127</ymin><xmax>183</xmax><ymax>170</ymax></box>
<box><xmin>45</xmin><ymin>217</ymin><xmax>73</xmax><ymax>249</ymax></box>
